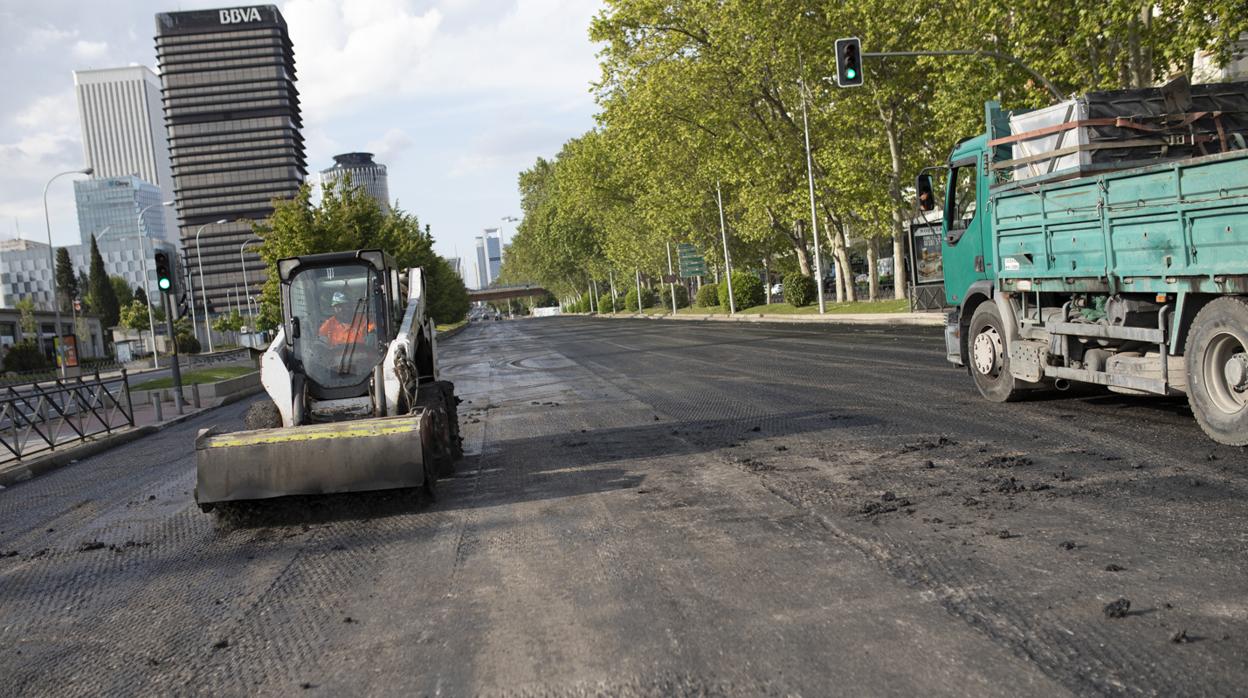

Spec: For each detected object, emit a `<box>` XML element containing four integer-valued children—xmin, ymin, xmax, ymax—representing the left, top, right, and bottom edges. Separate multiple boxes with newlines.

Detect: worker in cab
<box><xmin>319</xmin><ymin>291</ymin><xmax>375</xmax><ymax>346</ymax></box>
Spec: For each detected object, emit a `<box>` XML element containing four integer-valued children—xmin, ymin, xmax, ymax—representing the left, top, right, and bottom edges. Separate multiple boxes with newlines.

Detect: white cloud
<box><xmin>70</xmin><ymin>40</ymin><xmax>109</xmax><ymax>61</ymax></box>
<box><xmin>282</xmin><ymin>0</ymin><xmax>443</xmax><ymax>120</ymax></box>
<box><xmin>281</xmin><ymin>0</ymin><xmax>600</xmax><ymax>120</ymax></box>
<box><xmin>366</xmin><ymin>128</ymin><xmax>415</xmax><ymax>163</ymax></box>
<box><xmin>13</xmin><ymin>92</ymin><xmax>78</xmax><ymax>135</ymax></box>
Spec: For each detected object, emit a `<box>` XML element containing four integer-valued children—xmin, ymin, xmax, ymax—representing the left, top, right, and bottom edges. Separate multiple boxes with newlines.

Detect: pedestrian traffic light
<box><xmin>154</xmin><ymin>252</ymin><xmax>173</xmax><ymax>293</ymax></box>
<box><xmin>835</xmin><ymin>37</ymin><xmax>864</xmax><ymax>87</ymax></box>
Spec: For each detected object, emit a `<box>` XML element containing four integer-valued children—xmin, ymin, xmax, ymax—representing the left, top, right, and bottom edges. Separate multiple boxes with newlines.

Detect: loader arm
<box><xmin>382</xmin><ymin>267</ymin><xmax>436</xmax><ymax>415</ymax></box>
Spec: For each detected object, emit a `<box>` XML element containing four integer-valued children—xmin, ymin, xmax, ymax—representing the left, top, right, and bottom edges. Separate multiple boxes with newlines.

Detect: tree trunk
<box><xmin>867</xmin><ymin>237</ymin><xmax>880</xmax><ymax>302</ymax></box>
<box><xmin>882</xmin><ymin>110</ymin><xmax>909</xmax><ymax>300</ymax></box>
<box><xmin>784</xmin><ymin>214</ymin><xmax>812</xmax><ymax>276</ymax></box>
<box><xmin>828</xmin><ymin>218</ymin><xmax>856</xmax><ymax>303</ymax></box>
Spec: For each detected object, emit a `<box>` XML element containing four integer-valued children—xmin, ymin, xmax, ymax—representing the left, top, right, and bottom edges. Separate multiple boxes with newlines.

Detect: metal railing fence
<box><xmin>0</xmin><ymin>370</ymin><xmax>134</xmax><ymax>463</ymax></box>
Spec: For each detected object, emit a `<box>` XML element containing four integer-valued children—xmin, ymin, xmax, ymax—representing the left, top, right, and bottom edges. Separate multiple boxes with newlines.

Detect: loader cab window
<box><xmin>288</xmin><ymin>264</ymin><xmax>383</xmax><ymax>393</ymax></box>
<box><xmin>945</xmin><ymin>158</ymin><xmax>979</xmax><ymax>244</ymax></box>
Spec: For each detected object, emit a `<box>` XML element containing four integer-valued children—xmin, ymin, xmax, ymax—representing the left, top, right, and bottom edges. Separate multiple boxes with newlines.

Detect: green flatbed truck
<box><xmin>928</xmin><ymin>88</ymin><xmax>1248</xmax><ymax>444</ymax></box>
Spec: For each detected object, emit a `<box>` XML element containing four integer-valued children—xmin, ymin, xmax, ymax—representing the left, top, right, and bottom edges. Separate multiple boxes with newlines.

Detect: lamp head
<box><xmin>81</xmin><ymin>167</ymin><xmax>94</xmax><ymax>176</ymax></box>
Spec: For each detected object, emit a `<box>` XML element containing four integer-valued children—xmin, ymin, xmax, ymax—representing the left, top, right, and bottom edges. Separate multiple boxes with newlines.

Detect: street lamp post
<box><xmin>799</xmin><ymin>75</ymin><xmax>827</xmax><ymax>314</ymax></box>
<box><xmin>44</xmin><ymin>167</ymin><xmax>93</xmax><ymax>377</ymax></box>
<box><xmin>132</xmin><ymin>200</ymin><xmax>174</xmax><ymax>368</ymax></box>
<box><xmin>194</xmin><ymin>219</ymin><xmax>228</xmax><ymax>353</ymax></box>
<box><xmin>240</xmin><ymin>237</ymin><xmax>261</xmax><ymax>347</ymax></box>
<box><xmin>715</xmin><ymin>181</ymin><xmax>736</xmax><ymax>314</ymax></box>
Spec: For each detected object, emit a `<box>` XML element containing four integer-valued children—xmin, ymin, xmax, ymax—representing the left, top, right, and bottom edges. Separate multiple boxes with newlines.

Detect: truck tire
<box><xmin>968</xmin><ymin>302</ymin><xmax>1023</xmax><ymax>402</ymax></box>
<box><xmin>1185</xmin><ymin>297</ymin><xmax>1248</xmax><ymax>445</ymax></box>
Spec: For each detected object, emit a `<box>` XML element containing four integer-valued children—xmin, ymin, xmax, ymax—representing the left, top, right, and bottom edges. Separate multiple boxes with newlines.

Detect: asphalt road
<box><xmin>1</xmin><ymin>317</ymin><xmax>1244</xmax><ymax>696</ymax></box>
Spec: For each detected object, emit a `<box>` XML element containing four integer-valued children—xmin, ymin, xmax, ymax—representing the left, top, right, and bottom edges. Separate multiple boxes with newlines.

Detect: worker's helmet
<box><xmin>331</xmin><ymin>291</ymin><xmax>348</xmax><ymax>306</ymax></box>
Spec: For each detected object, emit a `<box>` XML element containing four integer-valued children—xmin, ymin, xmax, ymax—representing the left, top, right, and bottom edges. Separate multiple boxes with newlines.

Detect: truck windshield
<box><xmin>288</xmin><ymin>265</ymin><xmax>380</xmax><ymax>391</ymax></box>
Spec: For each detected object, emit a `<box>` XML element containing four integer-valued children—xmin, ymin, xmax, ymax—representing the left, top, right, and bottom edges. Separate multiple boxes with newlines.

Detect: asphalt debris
<box><xmin>1171</xmin><ymin>629</ymin><xmax>1191</xmax><ymax>644</ymax></box>
<box><xmin>1103</xmin><ymin>598</ymin><xmax>1132</xmax><ymax>619</ymax></box>
<box><xmin>0</xmin><ymin>550</ymin><xmax>18</xmax><ymax>559</ymax></box>
<box><xmin>996</xmin><ymin>530</ymin><xmax>1015</xmax><ymax>539</ymax></box>
<box><xmin>979</xmin><ymin>454</ymin><xmax>1033</xmax><ymax>468</ymax></box>
<box><xmin>213</xmin><ymin>639</ymin><xmax>230</xmax><ymax>650</ymax></box>
<box><xmin>1104</xmin><ymin>563</ymin><xmax>1127</xmax><ymax>572</ymax></box>
<box><xmin>78</xmin><ymin>541</ymin><xmax>106</xmax><ymax>552</ymax></box>
<box><xmin>1058</xmin><ymin>541</ymin><xmax>1078</xmax><ymax>551</ymax></box>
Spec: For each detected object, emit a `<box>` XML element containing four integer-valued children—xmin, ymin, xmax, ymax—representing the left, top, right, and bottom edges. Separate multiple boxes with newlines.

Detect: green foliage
<box><xmin>658</xmin><ymin>284</ymin><xmax>689</xmax><ymax>309</ymax></box>
<box><xmin>252</xmin><ymin>176</ymin><xmax>468</xmax><ymax>328</ymax></box>
<box><xmin>212</xmin><ymin>311</ymin><xmax>244</xmax><ymax>334</ymax></box>
<box><xmin>15</xmin><ymin>298</ymin><xmax>37</xmax><ymax>336</ymax></box>
<box><xmin>134</xmin><ymin>286</ymin><xmax>148</xmax><ymax>308</ymax></box>
<box><xmin>86</xmin><ymin>237</ymin><xmax>119</xmax><ymax>330</ymax></box>
<box><xmin>54</xmin><ymin>247</ymin><xmax>77</xmax><ymax>312</ymax></box>
<box><xmin>623</xmin><ymin>287</ymin><xmax>656</xmax><ymax>311</ymax></box>
<box><xmin>695</xmin><ymin>283</ymin><xmax>719</xmax><ymax>308</ymax></box>
<box><xmin>119</xmin><ymin>301</ymin><xmax>151</xmax><ymax>331</ymax></box>
<box><xmin>719</xmin><ymin>272</ymin><xmax>764</xmax><ymax>311</ymax></box>
<box><xmin>3</xmin><ymin>341</ymin><xmax>49</xmax><ymax>373</ymax></box>
<box><xmin>598</xmin><ymin>293</ymin><xmax>617</xmax><ymax>313</ymax></box>
<box><xmin>783</xmin><ymin>272</ymin><xmax>817</xmax><ymax>307</ymax></box>
<box><xmin>425</xmin><ymin>256</ymin><xmax>470</xmax><ymax>324</ymax></box>
<box><xmin>110</xmin><ymin>276</ymin><xmax>134</xmax><ymax>308</ymax></box>
<box><xmin>173</xmin><ymin>317</ymin><xmax>200</xmax><ymax>354</ymax></box>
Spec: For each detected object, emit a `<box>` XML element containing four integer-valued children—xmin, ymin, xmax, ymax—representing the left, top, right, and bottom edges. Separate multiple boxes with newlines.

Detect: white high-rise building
<box><xmin>474</xmin><ymin>229</ymin><xmax>502</xmax><ymax>289</ymax></box>
<box><xmin>73</xmin><ymin>66</ymin><xmax>178</xmax><ymax>244</ymax></box>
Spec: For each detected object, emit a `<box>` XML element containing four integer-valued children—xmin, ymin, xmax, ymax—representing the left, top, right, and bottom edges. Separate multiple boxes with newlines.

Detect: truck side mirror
<box><xmin>916</xmin><ymin>173</ymin><xmax>937</xmax><ymax>211</ymax></box>
<box><xmin>290</xmin><ymin>317</ymin><xmax>300</xmax><ymax>339</ymax></box>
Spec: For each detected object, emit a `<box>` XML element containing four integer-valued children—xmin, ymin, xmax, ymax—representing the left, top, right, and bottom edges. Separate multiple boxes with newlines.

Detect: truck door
<box><xmin>942</xmin><ymin>154</ymin><xmax>991</xmax><ymax>305</ymax></box>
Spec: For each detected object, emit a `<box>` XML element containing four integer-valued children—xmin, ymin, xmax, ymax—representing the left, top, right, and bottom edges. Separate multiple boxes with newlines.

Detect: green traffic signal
<box><xmin>154</xmin><ymin>251</ymin><xmax>173</xmax><ymax>294</ymax></box>
<box><xmin>846</xmin><ymin>68</ymin><xmax>857</xmax><ymax>79</ymax></box>
<box><xmin>158</xmin><ymin>277</ymin><xmax>171</xmax><ymax>291</ymax></box>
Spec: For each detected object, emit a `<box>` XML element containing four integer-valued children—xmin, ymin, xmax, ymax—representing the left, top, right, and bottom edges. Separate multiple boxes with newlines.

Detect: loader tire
<box><xmin>417</xmin><ymin>380</ymin><xmax>462</xmax><ymax>476</ymax></box>
<box><xmin>244</xmin><ymin>401</ymin><xmax>282</xmax><ymax>430</ymax></box>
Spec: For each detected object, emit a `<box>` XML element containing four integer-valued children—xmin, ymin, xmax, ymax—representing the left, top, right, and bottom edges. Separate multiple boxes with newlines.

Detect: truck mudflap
<box><xmin>945</xmin><ymin>311</ymin><xmax>963</xmax><ymax>366</ymax></box>
<box><xmin>195</xmin><ymin>412</ymin><xmax>432</xmax><ymax>506</ymax></box>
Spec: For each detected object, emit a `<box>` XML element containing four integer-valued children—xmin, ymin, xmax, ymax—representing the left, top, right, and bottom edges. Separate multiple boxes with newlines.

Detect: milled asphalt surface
<box><xmin>1</xmin><ymin>317</ymin><xmax>1244</xmax><ymax>696</ymax></box>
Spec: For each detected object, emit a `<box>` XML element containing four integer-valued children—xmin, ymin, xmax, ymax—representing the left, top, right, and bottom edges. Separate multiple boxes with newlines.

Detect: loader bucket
<box><xmin>194</xmin><ymin>412</ymin><xmax>434</xmax><ymax>507</ymax></box>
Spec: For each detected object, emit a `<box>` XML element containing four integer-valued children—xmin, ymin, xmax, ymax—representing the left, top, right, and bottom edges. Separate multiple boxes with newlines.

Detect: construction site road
<box><xmin>1</xmin><ymin>317</ymin><xmax>1245</xmax><ymax>696</ymax></box>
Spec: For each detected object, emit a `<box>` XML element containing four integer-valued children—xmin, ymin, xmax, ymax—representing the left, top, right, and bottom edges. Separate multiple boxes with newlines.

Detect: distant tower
<box><xmin>73</xmin><ymin>65</ymin><xmax>178</xmax><ymax>242</ymax></box>
<box><xmin>321</xmin><ymin>153</ymin><xmax>390</xmax><ymax>213</ymax></box>
<box><xmin>155</xmin><ymin>5</ymin><xmax>307</xmax><ymax>315</ymax></box>
<box><xmin>474</xmin><ymin>229</ymin><xmax>502</xmax><ymax>289</ymax></box>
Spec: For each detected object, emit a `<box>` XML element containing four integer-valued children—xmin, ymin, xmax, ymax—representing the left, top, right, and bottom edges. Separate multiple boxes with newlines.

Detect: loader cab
<box><xmin>278</xmin><ymin>250</ymin><xmax>400</xmax><ymax>401</ymax></box>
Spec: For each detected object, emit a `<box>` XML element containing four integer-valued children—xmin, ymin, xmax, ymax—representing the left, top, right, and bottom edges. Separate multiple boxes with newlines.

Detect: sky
<box><xmin>0</xmin><ymin>0</ymin><xmax>604</xmax><ymax>289</ymax></box>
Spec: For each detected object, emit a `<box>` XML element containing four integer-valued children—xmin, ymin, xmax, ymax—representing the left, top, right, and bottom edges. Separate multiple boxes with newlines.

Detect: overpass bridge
<box><xmin>468</xmin><ymin>284</ymin><xmax>549</xmax><ymax>303</ymax></box>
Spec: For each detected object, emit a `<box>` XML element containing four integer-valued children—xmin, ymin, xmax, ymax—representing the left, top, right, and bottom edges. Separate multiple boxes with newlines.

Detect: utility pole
<box><xmin>799</xmin><ymin>73</ymin><xmax>827</xmax><ymax>314</ymax></box>
<box><xmin>635</xmin><ymin>268</ymin><xmax>643</xmax><ymax>314</ymax></box>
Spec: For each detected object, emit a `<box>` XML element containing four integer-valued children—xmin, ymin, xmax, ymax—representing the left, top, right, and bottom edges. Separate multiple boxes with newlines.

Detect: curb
<box><xmin>0</xmin><ymin>383</ymin><xmax>264</xmax><ymax>488</ymax></box>
<box><xmin>438</xmin><ymin>323</ymin><xmax>470</xmax><ymax>341</ymax></box>
<box><xmin>584</xmin><ymin>310</ymin><xmax>945</xmax><ymax>327</ymax></box>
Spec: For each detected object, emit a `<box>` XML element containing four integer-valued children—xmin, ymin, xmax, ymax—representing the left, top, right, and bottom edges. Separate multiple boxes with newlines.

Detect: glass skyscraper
<box><xmin>73</xmin><ymin>176</ymin><xmax>168</xmax><ymax>245</ymax></box>
<box><xmin>154</xmin><ymin>5</ymin><xmax>306</xmax><ymax>315</ymax></box>
<box><xmin>320</xmin><ymin>153</ymin><xmax>390</xmax><ymax>214</ymax></box>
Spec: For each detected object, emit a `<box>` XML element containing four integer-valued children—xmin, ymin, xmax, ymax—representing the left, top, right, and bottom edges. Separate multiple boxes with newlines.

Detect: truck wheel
<box><xmin>968</xmin><ymin>302</ymin><xmax>1022</xmax><ymax>402</ymax></box>
<box><xmin>1185</xmin><ymin>297</ymin><xmax>1248</xmax><ymax>445</ymax></box>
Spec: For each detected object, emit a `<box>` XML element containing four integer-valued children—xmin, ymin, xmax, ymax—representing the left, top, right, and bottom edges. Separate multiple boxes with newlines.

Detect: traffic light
<box><xmin>154</xmin><ymin>252</ymin><xmax>173</xmax><ymax>293</ymax></box>
<box><xmin>835</xmin><ymin>37</ymin><xmax>864</xmax><ymax>88</ymax></box>
<box><xmin>177</xmin><ymin>293</ymin><xmax>189</xmax><ymax>319</ymax></box>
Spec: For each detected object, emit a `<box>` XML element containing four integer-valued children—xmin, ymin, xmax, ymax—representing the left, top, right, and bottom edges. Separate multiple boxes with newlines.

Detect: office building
<box><xmin>321</xmin><ymin>152</ymin><xmax>389</xmax><ymax>213</ymax></box>
<box><xmin>474</xmin><ymin>229</ymin><xmax>502</xmax><ymax>289</ymax></box>
<box><xmin>0</xmin><ymin>239</ymin><xmax>58</xmax><ymax>311</ymax></box>
<box><xmin>155</xmin><ymin>5</ymin><xmax>306</xmax><ymax>316</ymax></box>
<box><xmin>74</xmin><ymin>175</ymin><xmax>168</xmax><ymax>246</ymax></box>
<box><xmin>444</xmin><ymin>256</ymin><xmax>464</xmax><ymax>282</ymax></box>
<box><xmin>74</xmin><ymin>66</ymin><xmax>179</xmax><ymax>243</ymax></box>
<box><xmin>0</xmin><ymin>235</ymin><xmax>177</xmax><ymax>321</ymax></box>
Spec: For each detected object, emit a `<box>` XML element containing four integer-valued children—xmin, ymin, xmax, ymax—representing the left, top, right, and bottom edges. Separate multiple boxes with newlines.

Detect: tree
<box><xmin>86</xmin><ymin>237</ymin><xmax>119</xmax><ymax>331</ymax></box>
<box><xmin>119</xmin><ymin>300</ymin><xmax>163</xmax><ymax>332</ymax></box>
<box><xmin>212</xmin><ymin>311</ymin><xmax>244</xmax><ymax>335</ymax></box>
<box><xmin>134</xmin><ymin>286</ymin><xmax>148</xmax><ymax>308</ymax></box>
<box><xmin>110</xmin><ymin>276</ymin><xmax>134</xmax><ymax>308</ymax></box>
<box><xmin>15</xmin><ymin>297</ymin><xmax>37</xmax><ymax>338</ymax></box>
<box><xmin>252</xmin><ymin>177</ymin><xmax>470</xmax><ymax>328</ymax></box>
<box><xmin>54</xmin><ymin>247</ymin><xmax>77</xmax><ymax>312</ymax></box>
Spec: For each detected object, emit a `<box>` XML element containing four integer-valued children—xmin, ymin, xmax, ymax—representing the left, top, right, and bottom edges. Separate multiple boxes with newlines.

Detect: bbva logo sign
<box><xmin>219</xmin><ymin>7</ymin><xmax>263</xmax><ymax>24</ymax></box>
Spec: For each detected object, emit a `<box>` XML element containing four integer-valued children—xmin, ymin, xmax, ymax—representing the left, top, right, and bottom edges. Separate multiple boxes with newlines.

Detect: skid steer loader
<box><xmin>194</xmin><ymin>249</ymin><xmax>462</xmax><ymax>512</ymax></box>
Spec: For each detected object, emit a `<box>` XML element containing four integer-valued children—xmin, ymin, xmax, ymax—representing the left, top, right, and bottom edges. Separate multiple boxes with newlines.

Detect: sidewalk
<box><xmin>589</xmin><ymin>310</ymin><xmax>945</xmax><ymax>327</ymax></box>
<box><xmin>0</xmin><ymin>383</ymin><xmax>261</xmax><ymax>488</ymax></box>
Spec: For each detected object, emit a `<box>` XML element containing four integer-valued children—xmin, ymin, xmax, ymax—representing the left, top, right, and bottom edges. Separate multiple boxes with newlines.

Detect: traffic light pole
<box><xmin>162</xmin><ymin>292</ymin><xmax>185</xmax><ymax>415</ymax></box>
<box><xmin>861</xmin><ymin>50</ymin><xmax>1064</xmax><ymax>100</ymax></box>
